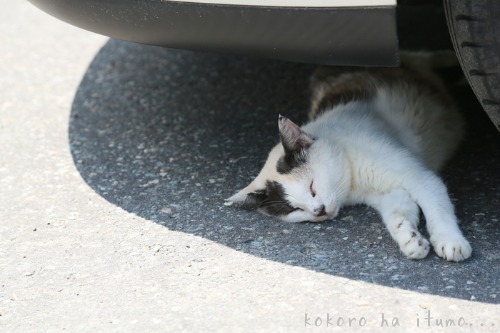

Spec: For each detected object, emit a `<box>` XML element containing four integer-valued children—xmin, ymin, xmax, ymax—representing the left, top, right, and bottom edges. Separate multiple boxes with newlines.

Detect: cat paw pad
<box><xmin>431</xmin><ymin>236</ymin><xmax>472</xmax><ymax>262</ymax></box>
<box><xmin>400</xmin><ymin>231</ymin><xmax>430</xmax><ymax>259</ymax></box>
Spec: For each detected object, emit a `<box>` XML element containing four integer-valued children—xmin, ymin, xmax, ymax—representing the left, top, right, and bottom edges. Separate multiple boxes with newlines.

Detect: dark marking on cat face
<box><xmin>276</xmin><ymin>149</ymin><xmax>309</xmax><ymax>174</ymax></box>
<box><xmin>260</xmin><ymin>181</ymin><xmax>296</xmax><ymax>216</ymax></box>
<box><xmin>241</xmin><ymin>180</ymin><xmax>296</xmax><ymax>216</ymax></box>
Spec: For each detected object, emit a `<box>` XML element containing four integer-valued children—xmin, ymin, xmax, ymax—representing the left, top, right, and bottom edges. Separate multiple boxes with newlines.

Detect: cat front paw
<box><xmin>399</xmin><ymin>231</ymin><xmax>430</xmax><ymax>259</ymax></box>
<box><xmin>431</xmin><ymin>235</ymin><xmax>472</xmax><ymax>262</ymax></box>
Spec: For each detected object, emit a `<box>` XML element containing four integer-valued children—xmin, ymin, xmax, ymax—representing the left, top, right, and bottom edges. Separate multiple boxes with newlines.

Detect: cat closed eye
<box><xmin>310</xmin><ymin>181</ymin><xmax>316</xmax><ymax>197</ymax></box>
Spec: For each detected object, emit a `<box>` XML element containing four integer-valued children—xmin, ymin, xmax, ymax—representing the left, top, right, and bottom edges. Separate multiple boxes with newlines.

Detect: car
<box><xmin>28</xmin><ymin>0</ymin><xmax>499</xmax><ymax>130</ymax></box>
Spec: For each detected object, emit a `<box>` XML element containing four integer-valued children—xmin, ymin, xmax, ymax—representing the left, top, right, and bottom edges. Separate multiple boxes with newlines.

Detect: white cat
<box><xmin>226</xmin><ymin>54</ymin><xmax>472</xmax><ymax>262</ymax></box>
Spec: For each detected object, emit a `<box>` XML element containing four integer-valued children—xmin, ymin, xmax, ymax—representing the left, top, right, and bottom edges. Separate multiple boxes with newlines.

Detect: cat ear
<box><xmin>278</xmin><ymin>115</ymin><xmax>314</xmax><ymax>153</ymax></box>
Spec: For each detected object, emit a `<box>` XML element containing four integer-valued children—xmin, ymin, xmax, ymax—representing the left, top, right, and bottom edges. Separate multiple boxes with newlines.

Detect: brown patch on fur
<box><xmin>309</xmin><ymin>67</ymin><xmax>376</xmax><ymax>120</ymax></box>
<box><xmin>308</xmin><ymin>66</ymin><xmax>454</xmax><ymax>121</ymax></box>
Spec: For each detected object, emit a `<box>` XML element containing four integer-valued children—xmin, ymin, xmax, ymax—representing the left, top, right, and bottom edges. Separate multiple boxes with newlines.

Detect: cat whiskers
<box><xmin>333</xmin><ymin>178</ymin><xmax>350</xmax><ymax>199</ymax></box>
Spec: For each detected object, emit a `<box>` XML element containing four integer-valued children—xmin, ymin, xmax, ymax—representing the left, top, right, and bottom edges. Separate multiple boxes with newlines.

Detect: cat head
<box><xmin>226</xmin><ymin>115</ymin><xmax>351</xmax><ymax>222</ymax></box>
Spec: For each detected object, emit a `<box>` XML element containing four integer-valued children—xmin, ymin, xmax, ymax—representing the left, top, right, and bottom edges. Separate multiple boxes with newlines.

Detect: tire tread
<box><xmin>444</xmin><ymin>0</ymin><xmax>500</xmax><ymax>130</ymax></box>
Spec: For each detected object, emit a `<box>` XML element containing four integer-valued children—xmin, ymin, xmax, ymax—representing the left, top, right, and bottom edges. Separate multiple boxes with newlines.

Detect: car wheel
<box><xmin>444</xmin><ymin>0</ymin><xmax>500</xmax><ymax>130</ymax></box>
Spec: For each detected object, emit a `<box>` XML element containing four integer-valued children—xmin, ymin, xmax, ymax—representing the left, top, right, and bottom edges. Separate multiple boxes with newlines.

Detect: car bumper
<box><xmin>28</xmin><ymin>0</ymin><xmax>399</xmax><ymax>66</ymax></box>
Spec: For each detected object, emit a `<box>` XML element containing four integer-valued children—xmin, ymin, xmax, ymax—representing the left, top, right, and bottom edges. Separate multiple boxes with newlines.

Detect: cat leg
<box><xmin>409</xmin><ymin>172</ymin><xmax>472</xmax><ymax>262</ymax></box>
<box><xmin>366</xmin><ymin>189</ymin><xmax>430</xmax><ymax>259</ymax></box>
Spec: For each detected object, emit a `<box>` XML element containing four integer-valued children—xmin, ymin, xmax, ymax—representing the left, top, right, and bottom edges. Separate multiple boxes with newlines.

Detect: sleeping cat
<box><xmin>225</xmin><ymin>53</ymin><xmax>472</xmax><ymax>262</ymax></box>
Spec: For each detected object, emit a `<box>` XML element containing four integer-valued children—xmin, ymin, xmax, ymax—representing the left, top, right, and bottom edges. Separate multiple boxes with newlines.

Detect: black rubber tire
<box><xmin>444</xmin><ymin>0</ymin><xmax>500</xmax><ymax>131</ymax></box>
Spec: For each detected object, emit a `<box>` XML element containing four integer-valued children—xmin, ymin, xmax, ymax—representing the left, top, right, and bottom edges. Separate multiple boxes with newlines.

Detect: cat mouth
<box><xmin>312</xmin><ymin>210</ymin><xmax>338</xmax><ymax>222</ymax></box>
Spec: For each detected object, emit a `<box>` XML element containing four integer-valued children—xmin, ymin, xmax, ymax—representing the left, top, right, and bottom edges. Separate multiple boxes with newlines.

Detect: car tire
<box><xmin>444</xmin><ymin>0</ymin><xmax>500</xmax><ymax>130</ymax></box>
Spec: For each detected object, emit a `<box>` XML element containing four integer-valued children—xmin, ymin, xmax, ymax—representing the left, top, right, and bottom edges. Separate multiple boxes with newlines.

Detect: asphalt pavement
<box><xmin>1</xmin><ymin>2</ymin><xmax>498</xmax><ymax>332</ymax></box>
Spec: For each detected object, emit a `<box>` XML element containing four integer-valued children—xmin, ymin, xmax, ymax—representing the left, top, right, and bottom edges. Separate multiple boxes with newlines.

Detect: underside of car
<box><xmin>28</xmin><ymin>0</ymin><xmax>500</xmax><ymax>130</ymax></box>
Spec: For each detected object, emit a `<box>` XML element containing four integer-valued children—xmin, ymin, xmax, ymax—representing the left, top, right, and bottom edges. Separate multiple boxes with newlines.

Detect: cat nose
<box><xmin>314</xmin><ymin>205</ymin><xmax>326</xmax><ymax>217</ymax></box>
